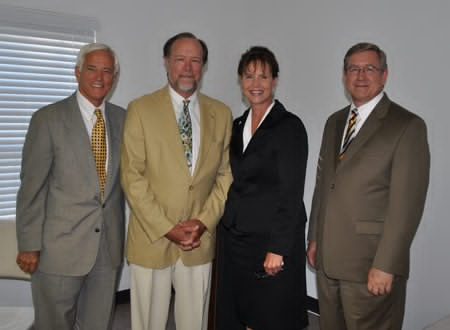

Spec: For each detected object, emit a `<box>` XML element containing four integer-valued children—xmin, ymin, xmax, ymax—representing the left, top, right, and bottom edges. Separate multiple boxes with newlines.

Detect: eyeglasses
<box><xmin>346</xmin><ymin>65</ymin><xmax>383</xmax><ymax>76</ymax></box>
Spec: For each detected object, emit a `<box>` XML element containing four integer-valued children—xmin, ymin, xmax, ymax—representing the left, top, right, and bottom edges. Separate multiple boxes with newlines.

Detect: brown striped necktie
<box><xmin>338</xmin><ymin>108</ymin><xmax>358</xmax><ymax>161</ymax></box>
<box><xmin>92</xmin><ymin>109</ymin><xmax>107</xmax><ymax>199</ymax></box>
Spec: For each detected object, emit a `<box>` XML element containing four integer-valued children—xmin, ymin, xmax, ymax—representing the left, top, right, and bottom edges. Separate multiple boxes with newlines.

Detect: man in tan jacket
<box><xmin>307</xmin><ymin>42</ymin><xmax>430</xmax><ymax>330</ymax></box>
<box><xmin>121</xmin><ymin>32</ymin><xmax>232</xmax><ymax>330</ymax></box>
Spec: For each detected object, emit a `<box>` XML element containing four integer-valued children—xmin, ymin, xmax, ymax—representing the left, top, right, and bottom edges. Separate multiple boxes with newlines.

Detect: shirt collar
<box><xmin>76</xmin><ymin>89</ymin><xmax>106</xmax><ymax>118</ymax></box>
<box><xmin>351</xmin><ymin>91</ymin><xmax>384</xmax><ymax>117</ymax></box>
<box><xmin>168</xmin><ymin>84</ymin><xmax>198</xmax><ymax>109</ymax></box>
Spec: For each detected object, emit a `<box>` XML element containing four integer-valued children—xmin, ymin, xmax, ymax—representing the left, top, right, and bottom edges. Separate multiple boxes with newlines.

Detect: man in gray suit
<box><xmin>307</xmin><ymin>42</ymin><xmax>430</xmax><ymax>330</ymax></box>
<box><xmin>15</xmin><ymin>43</ymin><xmax>126</xmax><ymax>330</ymax></box>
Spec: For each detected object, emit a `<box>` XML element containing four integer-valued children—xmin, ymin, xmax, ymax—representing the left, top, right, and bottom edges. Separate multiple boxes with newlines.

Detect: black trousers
<box><xmin>215</xmin><ymin>223</ymin><xmax>308</xmax><ymax>330</ymax></box>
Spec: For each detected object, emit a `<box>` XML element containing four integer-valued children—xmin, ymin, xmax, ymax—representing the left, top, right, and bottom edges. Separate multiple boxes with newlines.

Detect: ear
<box><xmin>163</xmin><ymin>57</ymin><xmax>169</xmax><ymax>73</ymax></box>
<box><xmin>382</xmin><ymin>69</ymin><xmax>388</xmax><ymax>84</ymax></box>
<box><xmin>272</xmin><ymin>77</ymin><xmax>279</xmax><ymax>93</ymax></box>
<box><xmin>75</xmin><ymin>66</ymin><xmax>81</xmax><ymax>83</ymax></box>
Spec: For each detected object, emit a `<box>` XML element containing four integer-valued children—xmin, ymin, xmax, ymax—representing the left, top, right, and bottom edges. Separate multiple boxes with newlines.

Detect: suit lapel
<box><xmin>61</xmin><ymin>94</ymin><xmax>98</xmax><ymax>191</ymax></box>
<box><xmin>159</xmin><ymin>87</ymin><xmax>193</xmax><ymax>177</ymax></box>
<box><xmin>104</xmin><ymin>103</ymin><xmax>119</xmax><ymax>198</ymax></box>
<box><xmin>337</xmin><ymin>95</ymin><xmax>391</xmax><ymax>168</ymax></box>
<box><xmin>333</xmin><ymin>109</ymin><xmax>348</xmax><ymax>169</ymax></box>
<box><xmin>232</xmin><ymin>110</ymin><xmax>248</xmax><ymax>157</ymax></box>
<box><xmin>244</xmin><ymin>101</ymin><xmax>283</xmax><ymax>155</ymax></box>
<box><xmin>193</xmin><ymin>94</ymin><xmax>215</xmax><ymax>177</ymax></box>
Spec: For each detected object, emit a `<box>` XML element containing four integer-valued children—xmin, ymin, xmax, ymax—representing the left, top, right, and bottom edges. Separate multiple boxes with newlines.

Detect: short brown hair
<box><xmin>344</xmin><ymin>42</ymin><xmax>387</xmax><ymax>71</ymax></box>
<box><xmin>163</xmin><ymin>32</ymin><xmax>208</xmax><ymax>64</ymax></box>
<box><xmin>238</xmin><ymin>46</ymin><xmax>279</xmax><ymax>78</ymax></box>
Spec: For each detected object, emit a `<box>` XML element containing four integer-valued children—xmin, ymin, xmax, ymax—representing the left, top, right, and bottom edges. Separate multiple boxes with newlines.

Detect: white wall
<box><xmin>1</xmin><ymin>1</ymin><xmax>449</xmax><ymax>328</ymax></box>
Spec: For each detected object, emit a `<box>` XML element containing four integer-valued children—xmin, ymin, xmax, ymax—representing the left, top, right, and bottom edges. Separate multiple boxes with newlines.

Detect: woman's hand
<box><xmin>263</xmin><ymin>252</ymin><xmax>284</xmax><ymax>276</ymax></box>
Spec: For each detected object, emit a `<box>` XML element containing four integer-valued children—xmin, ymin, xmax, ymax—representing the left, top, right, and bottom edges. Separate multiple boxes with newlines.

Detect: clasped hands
<box><xmin>165</xmin><ymin>219</ymin><xmax>206</xmax><ymax>251</ymax></box>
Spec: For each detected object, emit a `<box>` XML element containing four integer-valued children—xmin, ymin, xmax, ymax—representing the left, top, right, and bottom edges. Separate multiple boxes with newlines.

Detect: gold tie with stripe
<box><xmin>338</xmin><ymin>108</ymin><xmax>358</xmax><ymax>161</ymax></box>
<box><xmin>92</xmin><ymin>109</ymin><xmax>107</xmax><ymax>199</ymax></box>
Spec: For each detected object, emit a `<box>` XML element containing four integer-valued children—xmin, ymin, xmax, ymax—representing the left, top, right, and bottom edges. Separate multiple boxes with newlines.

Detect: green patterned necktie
<box><xmin>178</xmin><ymin>100</ymin><xmax>192</xmax><ymax>170</ymax></box>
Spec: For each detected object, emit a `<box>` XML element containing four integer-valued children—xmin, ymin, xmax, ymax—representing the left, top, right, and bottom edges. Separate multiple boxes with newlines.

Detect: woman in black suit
<box><xmin>216</xmin><ymin>46</ymin><xmax>309</xmax><ymax>330</ymax></box>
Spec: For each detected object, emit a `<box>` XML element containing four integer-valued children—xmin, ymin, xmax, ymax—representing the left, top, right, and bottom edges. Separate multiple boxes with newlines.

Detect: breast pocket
<box><xmin>355</xmin><ymin>219</ymin><xmax>384</xmax><ymax>235</ymax></box>
<box><xmin>354</xmin><ymin>219</ymin><xmax>384</xmax><ymax>258</ymax></box>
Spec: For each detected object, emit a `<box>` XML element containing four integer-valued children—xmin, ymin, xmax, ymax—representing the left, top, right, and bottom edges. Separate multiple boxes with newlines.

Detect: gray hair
<box><xmin>76</xmin><ymin>43</ymin><xmax>119</xmax><ymax>75</ymax></box>
<box><xmin>343</xmin><ymin>42</ymin><xmax>387</xmax><ymax>72</ymax></box>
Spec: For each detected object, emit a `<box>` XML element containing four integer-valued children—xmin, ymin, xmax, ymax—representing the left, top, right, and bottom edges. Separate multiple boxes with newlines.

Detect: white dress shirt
<box><xmin>341</xmin><ymin>91</ymin><xmax>384</xmax><ymax>149</ymax></box>
<box><xmin>168</xmin><ymin>85</ymin><xmax>201</xmax><ymax>175</ymax></box>
<box><xmin>76</xmin><ymin>90</ymin><xmax>109</xmax><ymax>171</ymax></box>
<box><xmin>242</xmin><ymin>101</ymin><xmax>275</xmax><ymax>152</ymax></box>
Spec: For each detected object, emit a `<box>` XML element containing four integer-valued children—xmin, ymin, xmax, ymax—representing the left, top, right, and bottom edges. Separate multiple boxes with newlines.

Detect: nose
<box><xmin>91</xmin><ymin>69</ymin><xmax>104</xmax><ymax>82</ymax></box>
<box><xmin>184</xmin><ymin>60</ymin><xmax>192</xmax><ymax>72</ymax></box>
<box><xmin>249</xmin><ymin>77</ymin><xmax>261</xmax><ymax>86</ymax></box>
<box><xmin>356</xmin><ymin>68</ymin><xmax>368</xmax><ymax>79</ymax></box>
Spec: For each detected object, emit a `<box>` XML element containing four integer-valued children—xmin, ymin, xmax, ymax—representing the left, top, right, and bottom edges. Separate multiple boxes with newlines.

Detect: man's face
<box><xmin>344</xmin><ymin>50</ymin><xmax>387</xmax><ymax>107</ymax></box>
<box><xmin>164</xmin><ymin>38</ymin><xmax>204</xmax><ymax>98</ymax></box>
<box><xmin>75</xmin><ymin>50</ymin><xmax>115</xmax><ymax>107</ymax></box>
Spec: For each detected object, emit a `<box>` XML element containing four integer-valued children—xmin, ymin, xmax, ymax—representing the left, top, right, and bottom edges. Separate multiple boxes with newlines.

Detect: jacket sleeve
<box><xmin>120</xmin><ymin>101</ymin><xmax>174</xmax><ymax>242</ymax></box>
<box><xmin>307</xmin><ymin>118</ymin><xmax>331</xmax><ymax>242</ymax></box>
<box><xmin>16</xmin><ymin>109</ymin><xmax>53</xmax><ymax>252</ymax></box>
<box><xmin>372</xmin><ymin>117</ymin><xmax>430</xmax><ymax>276</ymax></box>
<box><xmin>267</xmin><ymin>118</ymin><xmax>308</xmax><ymax>256</ymax></box>
<box><xmin>197</xmin><ymin>108</ymin><xmax>233</xmax><ymax>231</ymax></box>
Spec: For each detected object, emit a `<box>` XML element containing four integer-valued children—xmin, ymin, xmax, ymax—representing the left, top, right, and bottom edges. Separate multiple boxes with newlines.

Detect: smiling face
<box><xmin>344</xmin><ymin>50</ymin><xmax>388</xmax><ymax>107</ymax></box>
<box><xmin>240</xmin><ymin>61</ymin><xmax>277</xmax><ymax>109</ymax></box>
<box><xmin>75</xmin><ymin>50</ymin><xmax>115</xmax><ymax>107</ymax></box>
<box><xmin>164</xmin><ymin>37</ymin><xmax>204</xmax><ymax>98</ymax></box>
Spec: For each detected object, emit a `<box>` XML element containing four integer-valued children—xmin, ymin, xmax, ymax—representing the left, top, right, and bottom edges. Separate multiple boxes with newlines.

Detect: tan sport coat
<box><xmin>121</xmin><ymin>86</ymin><xmax>233</xmax><ymax>269</ymax></box>
<box><xmin>308</xmin><ymin>94</ymin><xmax>430</xmax><ymax>282</ymax></box>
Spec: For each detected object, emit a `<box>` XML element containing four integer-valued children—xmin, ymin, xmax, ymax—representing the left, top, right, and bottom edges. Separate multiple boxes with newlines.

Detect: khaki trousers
<box><xmin>317</xmin><ymin>271</ymin><xmax>407</xmax><ymax>330</ymax></box>
<box><xmin>130</xmin><ymin>259</ymin><xmax>212</xmax><ymax>330</ymax></box>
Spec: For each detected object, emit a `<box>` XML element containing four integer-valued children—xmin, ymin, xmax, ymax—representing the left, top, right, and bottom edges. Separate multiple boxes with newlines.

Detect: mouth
<box><xmin>248</xmin><ymin>89</ymin><xmax>264</xmax><ymax>95</ymax></box>
<box><xmin>92</xmin><ymin>83</ymin><xmax>105</xmax><ymax>88</ymax></box>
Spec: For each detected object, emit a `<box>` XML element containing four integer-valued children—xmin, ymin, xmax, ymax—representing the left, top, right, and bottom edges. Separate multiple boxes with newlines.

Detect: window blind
<box><xmin>0</xmin><ymin>8</ymin><xmax>96</xmax><ymax>221</ymax></box>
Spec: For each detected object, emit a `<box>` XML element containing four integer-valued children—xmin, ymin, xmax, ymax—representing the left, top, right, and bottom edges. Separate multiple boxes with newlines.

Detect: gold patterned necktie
<box><xmin>178</xmin><ymin>100</ymin><xmax>193</xmax><ymax>170</ymax></box>
<box><xmin>338</xmin><ymin>108</ymin><xmax>358</xmax><ymax>161</ymax></box>
<box><xmin>92</xmin><ymin>109</ymin><xmax>107</xmax><ymax>199</ymax></box>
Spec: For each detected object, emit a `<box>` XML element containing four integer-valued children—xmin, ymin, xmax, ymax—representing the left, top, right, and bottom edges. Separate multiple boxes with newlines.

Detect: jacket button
<box><xmin>189</xmin><ymin>185</ymin><xmax>194</xmax><ymax>191</ymax></box>
<box><xmin>102</xmin><ymin>203</ymin><xmax>106</xmax><ymax>208</ymax></box>
<box><xmin>95</xmin><ymin>228</ymin><xmax>100</xmax><ymax>233</ymax></box>
<box><xmin>331</xmin><ymin>183</ymin><xmax>335</xmax><ymax>189</ymax></box>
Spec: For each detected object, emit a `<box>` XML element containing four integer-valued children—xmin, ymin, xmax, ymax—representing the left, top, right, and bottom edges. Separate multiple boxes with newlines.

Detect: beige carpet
<box><xmin>112</xmin><ymin>303</ymin><xmax>319</xmax><ymax>330</ymax></box>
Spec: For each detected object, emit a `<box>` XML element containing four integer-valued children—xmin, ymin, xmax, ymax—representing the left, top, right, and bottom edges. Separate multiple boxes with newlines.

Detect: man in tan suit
<box><xmin>121</xmin><ymin>32</ymin><xmax>232</xmax><ymax>330</ymax></box>
<box><xmin>307</xmin><ymin>42</ymin><xmax>430</xmax><ymax>330</ymax></box>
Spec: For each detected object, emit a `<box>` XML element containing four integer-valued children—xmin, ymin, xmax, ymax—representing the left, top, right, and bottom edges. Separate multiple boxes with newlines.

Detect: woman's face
<box><xmin>240</xmin><ymin>61</ymin><xmax>277</xmax><ymax>109</ymax></box>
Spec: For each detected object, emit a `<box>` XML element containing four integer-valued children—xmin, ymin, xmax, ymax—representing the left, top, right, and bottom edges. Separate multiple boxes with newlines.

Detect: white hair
<box><xmin>76</xmin><ymin>43</ymin><xmax>120</xmax><ymax>75</ymax></box>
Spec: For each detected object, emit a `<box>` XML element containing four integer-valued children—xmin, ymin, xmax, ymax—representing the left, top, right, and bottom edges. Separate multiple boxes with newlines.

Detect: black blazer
<box><xmin>221</xmin><ymin>100</ymin><xmax>308</xmax><ymax>256</ymax></box>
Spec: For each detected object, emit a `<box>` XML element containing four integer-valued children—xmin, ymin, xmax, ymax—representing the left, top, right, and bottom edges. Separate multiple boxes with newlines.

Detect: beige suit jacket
<box><xmin>308</xmin><ymin>94</ymin><xmax>430</xmax><ymax>282</ymax></box>
<box><xmin>121</xmin><ymin>86</ymin><xmax>233</xmax><ymax>268</ymax></box>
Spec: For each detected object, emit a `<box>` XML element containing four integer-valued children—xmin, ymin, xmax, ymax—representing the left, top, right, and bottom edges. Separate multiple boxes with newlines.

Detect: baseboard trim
<box><xmin>306</xmin><ymin>295</ymin><xmax>319</xmax><ymax>314</ymax></box>
<box><xmin>116</xmin><ymin>289</ymin><xmax>320</xmax><ymax>315</ymax></box>
<box><xmin>116</xmin><ymin>289</ymin><xmax>130</xmax><ymax>304</ymax></box>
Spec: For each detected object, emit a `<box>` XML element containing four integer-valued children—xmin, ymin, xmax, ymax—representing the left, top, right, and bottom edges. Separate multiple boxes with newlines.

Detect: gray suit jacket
<box><xmin>308</xmin><ymin>94</ymin><xmax>430</xmax><ymax>282</ymax></box>
<box><xmin>16</xmin><ymin>93</ymin><xmax>126</xmax><ymax>276</ymax></box>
